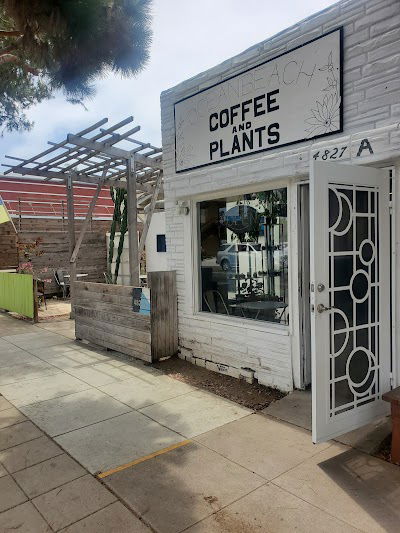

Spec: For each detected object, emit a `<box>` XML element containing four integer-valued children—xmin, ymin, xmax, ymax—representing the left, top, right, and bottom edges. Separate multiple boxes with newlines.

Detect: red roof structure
<box><xmin>0</xmin><ymin>176</ymin><xmax>114</xmax><ymax>219</ymax></box>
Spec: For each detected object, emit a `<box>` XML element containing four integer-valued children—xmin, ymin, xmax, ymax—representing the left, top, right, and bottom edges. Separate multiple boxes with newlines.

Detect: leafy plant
<box><xmin>0</xmin><ymin>0</ymin><xmax>152</xmax><ymax>132</ymax></box>
<box><xmin>108</xmin><ymin>186</ymin><xmax>124</xmax><ymax>277</ymax></box>
<box><xmin>108</xmin><ymin>185</ymin><xmax>129</xmax><ymax>284</ymax></box>
<box><xmin>18</xmin><ymin>261</ymin><xmax>51</xmax><ymax>282</ymax></box>
<box><xmin>17</xmin><ymin>236</ymin><xmax>44</xmax><ymax>260</ymax></box>
<box><xmin>114</xmin><ymin>195</ymin><xmax>127</xmax><ymax>283</ymax></box>
<box><xmin>17</xmin><ymin>237</ymin><xmax>51</xmax><ymax>280</ymax></box>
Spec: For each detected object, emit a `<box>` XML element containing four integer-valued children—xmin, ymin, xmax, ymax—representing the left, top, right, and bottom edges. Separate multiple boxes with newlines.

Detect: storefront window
<box><xmin>199</xmin><ymin>188</ymin><xmax>289</xmax><ymax>324</ymax></box>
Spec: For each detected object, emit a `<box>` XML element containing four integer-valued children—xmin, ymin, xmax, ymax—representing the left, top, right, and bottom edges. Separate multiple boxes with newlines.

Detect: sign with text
<box><xmin>174</xmin><ymin>28</ymin><xmax>342</xmax><ymax>172</ymax></box>
<box><xmin>132</xmin><ymin>287</ymin><xmax>150</xmax><ymax>315</ymax></box>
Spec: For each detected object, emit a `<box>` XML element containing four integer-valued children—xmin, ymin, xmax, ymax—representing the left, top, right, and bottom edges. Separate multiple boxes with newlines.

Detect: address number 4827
<box><xmin>312</xmin><ymin>146</ymin><xmax>348</xmax><ymax>160</ymax></box>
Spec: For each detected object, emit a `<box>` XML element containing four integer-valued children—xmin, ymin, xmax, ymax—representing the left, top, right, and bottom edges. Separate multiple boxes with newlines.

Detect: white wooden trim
<box><xmin>289</xmin><ymin>180</ymin><xmax>303</xmax><ymax>389</ymax></box>
<box><xmin>177</xmin><ymin>177</ymin><xmax>293</xmax><ymax>203</ymax></box>
<box><xmin>311</xmin><ymin>161</ymin><xmax>391</xmax><ymax>443</ymax></box>
<box><xmin>188</xmin><ymin>181</ymin><xmax>292</xmax><ymax>335</ymax></box>
<box><xmin>394</xmin><ymin>162</ymin><xmax>400</xmax><ymax>387</ymax></box>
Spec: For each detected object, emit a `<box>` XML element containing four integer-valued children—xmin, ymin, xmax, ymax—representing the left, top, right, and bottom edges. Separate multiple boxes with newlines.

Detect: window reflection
<box><xmin>199</xmin><ymin>188</ymin><xmax>289</xmax><ymax>324</ymax></box>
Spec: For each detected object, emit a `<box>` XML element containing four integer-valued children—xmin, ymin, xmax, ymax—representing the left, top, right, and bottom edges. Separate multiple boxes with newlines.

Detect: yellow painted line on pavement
<box><xmin>97</xmin><ymin>439</ymin><xmax>192</xmax><ymax>479</ymax></box>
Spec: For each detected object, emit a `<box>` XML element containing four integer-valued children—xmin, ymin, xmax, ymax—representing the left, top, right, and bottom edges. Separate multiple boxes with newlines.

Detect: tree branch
<box><xmin>0</xmin><ymin>53</ymin><xmax>19</xmax><ymax>64</ymax></box>
<box><xmin>22</xmin><ymin>64</ymin><xmax>39</xmax><ymax>75</ymax></box>
<box><xmin>0</xmin><ymin>44</ymin><xmax>16</xmax><ymax>54</ymax></box>
<box><xmin>0</xmin><ymin>30</ymin><xmax>23</xmax><ymax>37</ymax></box>
<box><xmin>0</xmin><ymin>52</ymin><xmax>39</xmax><ymax>75</ymax></box>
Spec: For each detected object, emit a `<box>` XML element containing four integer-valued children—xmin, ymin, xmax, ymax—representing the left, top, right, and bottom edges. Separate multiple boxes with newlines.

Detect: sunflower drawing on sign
<box><xmin>305</xmin><ymin>51</ymin><xmax>341</xmax><ymax>138</ymax></box>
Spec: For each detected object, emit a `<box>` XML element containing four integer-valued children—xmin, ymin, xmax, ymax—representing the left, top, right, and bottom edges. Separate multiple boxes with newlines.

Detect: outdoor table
<box><xmin>230</xmin><ymin>300</ymin><xmax>287</xmax><ymax>320</ymax></box>
<box><xmin>383</xmin><ymin>386</ymin><xmax>400</xmax><ymax>464</ymax></box>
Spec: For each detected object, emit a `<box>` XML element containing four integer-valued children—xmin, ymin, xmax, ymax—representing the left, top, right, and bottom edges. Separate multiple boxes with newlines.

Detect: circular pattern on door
<box><xmin>359</xmin><ymin>239</ymin><xmax>375</xmax><ymax>266</ymax></box>
<box><xmin>346</xmin><ymin>347</ymin><xmax>377</xmax><ymax>396</ymax></box>
<box><xmin>349</xmin><ymin>270</ymin><xmax>370</xmax><ymax>303</ymax></box>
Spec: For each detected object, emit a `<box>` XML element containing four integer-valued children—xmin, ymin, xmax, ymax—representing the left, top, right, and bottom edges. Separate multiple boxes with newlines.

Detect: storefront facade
<box><xmin>161</xmin><ymin>0</ymin><xmax>400</xmax><ymax>441</ymax></box>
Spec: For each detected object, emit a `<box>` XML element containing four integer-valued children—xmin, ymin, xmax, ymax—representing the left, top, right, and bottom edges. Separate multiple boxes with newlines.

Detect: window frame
<box><xmin>195</xmin><ymin>184</ymin><xmax>290</xmax><ymax>327</ymax></box>
<box><xmin>156</xmin><ymin>234</ymin><xmax>167</xmax><ymax>253</ymax></box>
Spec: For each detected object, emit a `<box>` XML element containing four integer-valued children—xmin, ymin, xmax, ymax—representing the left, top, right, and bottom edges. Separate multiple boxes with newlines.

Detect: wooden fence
<box><xmin>0</xmin><ymin>222</ymin><xmax>18</xmax><ymax>269</ymax></box>
<box><xmin>0</xmin><ymin>272</ymin><xmax>37</xmax><ymax>321</ymax></box>
<box><xmin>18</xmin><ymin>229</ymin><xmax>107</xmax><ymax>295</ymax></box>
<box><xmin>0</xmin><ymin>218</ymin><xmax>109</xmax><ymax>294</ymax></box>
<box><xmin>74</xmin><ymin>271</ymin><xmax>177</xmax><ymax>362</ymax></box>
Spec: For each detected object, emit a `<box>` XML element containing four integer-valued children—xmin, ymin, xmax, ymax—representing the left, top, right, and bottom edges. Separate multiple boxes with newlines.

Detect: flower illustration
<box><xmin>323</xmin><ymin>75</ymin><xmax>338</xmax><ymax>93</ymax></box>
<box><xmin>305</xmin><ymin>93</ymin><xmax>341</xmax><ymax>137</ymax></box>
<box><xmin>319</xmin><ymin>51</ymin><xmax>335</xmax><ymax>73</ymax></box>
<box><xmin>304</xmin><ymin>49</ymin><xmax>341</xmax><ymax>138</ymax></box>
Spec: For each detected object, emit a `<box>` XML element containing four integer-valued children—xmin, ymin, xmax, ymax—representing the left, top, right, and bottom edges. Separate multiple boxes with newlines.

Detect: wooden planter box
<box><xmin>74</xmin><ymin>271</ymin><xmax>177</xmax><ymax>362</ymax></box>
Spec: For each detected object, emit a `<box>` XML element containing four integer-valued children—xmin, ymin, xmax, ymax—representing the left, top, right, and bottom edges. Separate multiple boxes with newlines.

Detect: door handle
<box><xmin>317</xmin><ymin>303</ymin><xmax>335</xmax><ymax>313</ymax></box>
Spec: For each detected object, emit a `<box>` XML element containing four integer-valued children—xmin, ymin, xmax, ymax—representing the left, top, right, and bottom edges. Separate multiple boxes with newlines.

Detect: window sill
<box><xmin>188</xmin><ymin>310</ymin><xmax>290</xmax><ymax>336</ymax></box>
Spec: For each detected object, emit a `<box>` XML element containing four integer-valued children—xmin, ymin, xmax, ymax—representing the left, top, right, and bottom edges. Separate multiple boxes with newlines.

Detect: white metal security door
<box><xmin>310</xmin><ymin>161</ymin><xmax>391</xmax><ymax>443</ymax></box>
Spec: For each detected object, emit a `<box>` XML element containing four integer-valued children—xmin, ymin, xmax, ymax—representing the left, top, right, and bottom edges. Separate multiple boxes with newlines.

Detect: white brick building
<box><xmin>161</xmin><ymin>0</ymin><xmax>400</xmax><ymax>442</ymax></box>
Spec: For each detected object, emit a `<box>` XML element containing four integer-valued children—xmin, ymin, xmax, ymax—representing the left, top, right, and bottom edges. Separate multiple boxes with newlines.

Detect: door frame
<box><xmin>297</xmin><ymin>166</ymin><xmax>397</xmax><ymax>395</ymax></box>
<box><xmin>310</xmin><ymin>161</ymin><xmax>392</xmax><ymax>443</ymax></box>
<box><xmin>297</xmin><ymin>182</ymin><xmax>311</xmax><ymax>388</ymax></box>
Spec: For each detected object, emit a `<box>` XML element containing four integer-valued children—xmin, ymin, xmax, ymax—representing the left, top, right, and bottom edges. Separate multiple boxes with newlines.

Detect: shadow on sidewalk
<box><xmin>319</xmin><ymin>447</ymin><xmax>400</xmax><ymax>531</ymax></box>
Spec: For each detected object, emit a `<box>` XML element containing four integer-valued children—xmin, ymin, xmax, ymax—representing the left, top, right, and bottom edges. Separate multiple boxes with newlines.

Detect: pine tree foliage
<box><xmin>0</xmin><ymin>0</ymin><xmax>152</xmax><ymax>132</ymax></box>
<box><xmin>0</xmin><ymin>63</ymin><xmax>51</xmax><ymax>133</ymax></box>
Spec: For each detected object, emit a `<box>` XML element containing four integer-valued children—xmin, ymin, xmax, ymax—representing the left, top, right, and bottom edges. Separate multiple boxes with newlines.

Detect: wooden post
<box><xmin>148</xmin><ymin>271</ymin><xmax>178</xmax><ymax>361</ymax></box>
<box><xmin>392</xmin><ymin>403</ymin><xmax>400</xmax><ymax>465</ymax></box>
<box><xmin>138</xmin><ymin>171</ymin><xmax>162</xmax><ymax>256</ymax></box>
<box><xmin>18</xmin><ymin>198</ymin><xmax>22</xmax><ymax>230</ymax></box>
<box><xmin>127</xmin><ymin>156</ymin><xmax>139</xmax><ymax>286</ymax></box>
<box><xmin>66</xmin><ymin>174</ymin><xmax>77</xmax><ymax>318</ymax></box>
<box><xmin>383</xmin><ymin>387</ymin><xmax>400</xmax><ymax>465</ymax></box>
<box><xmin>70</xmin><ymin>181</ymin><xmax>102</xmax><ymax>264</ymax></box>
<box><xmin>33</xmin><ymin>278</ymin><xmax>39</xmax><ymax>323</ymax></box>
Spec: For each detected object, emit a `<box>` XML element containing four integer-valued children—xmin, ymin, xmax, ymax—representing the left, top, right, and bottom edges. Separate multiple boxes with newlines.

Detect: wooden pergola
<box><xmin>2</xmin><ymin>116</ymin><xmax>163</xmax><ymax>299</ymax></box>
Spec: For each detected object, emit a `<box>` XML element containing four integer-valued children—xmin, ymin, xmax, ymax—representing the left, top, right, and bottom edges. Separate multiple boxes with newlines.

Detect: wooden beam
<box><xmin>70</xmin><ymin>181</ymin><xmax>103</xmax><ymax>264</ymax></box>
<box><xmin>138</xmin><ymin>172</ymin><xmax>163</xmax><ymax>256</ymax></box>
<box><xmin>1</xmin><ymin>166</ymin><xmax>63</xmax><ymax>180</ymax></box>
<box><xmin>137</xmin><ymin>181</ymin><xmax>164</xmax><ymax>195</ymax></box>
<box><xmin>4</xmin><ymin>118</ymin><xmax>109</xmax><ymax>175</ymax></box>
<box><xmin>68</xmin><ymin>135</ymin><xmax>162</xmax><ymax>171</ymax></box>
<box><xmin>144</xmin><ymin>199</ymin><xmax>164</xmax><ymax>213</ymax></box>
<box><xmin>61</xmin><ymin>124</ymin><xmax>139</xmax><ymax>174</ymax></box>
<box><xmin>68</xmin><ymin>134</ymin><xmax>131</xmax><ymax>158</ymax></box>
<box><xmin>74</xmin><ymin>156</ymin><xmax>123</xmax><ymax>177</ymax></box>
<box><xmin>79</xmin><ymin>177</ymin><xmax>128</xmax><ymax>189</ymax></box>
<box><xmin>127</xmin><ymin>157</ymin><xmax>140</xmax><ymax>286</ymax></box>
<box><xmin>43</xmin><ymin>117</ymin><xmax>133</xmax><ymax>169</ymax></box>
<box><xmin>99</xmin><ymin>125</ymin><xmax>141</xmax><ymax>143</ymax></box>
<box><xmin>36</xmin><ymin>118</ymin><xmax>108</xmax><ymax>168</ymax></box>
<box><xmin>1</xmin><ymin>165</ymin><xmax>124</xmax><ymax>188</ymax></box>
<box><xmin>66</xmin><ymin>174</ymin><xmax>77</xmax><ymax>318</ymax></box>
<box><xmin>137</xmin><ymin>193</ymin><xmax>152</xmax><ymax>206</ymax></box>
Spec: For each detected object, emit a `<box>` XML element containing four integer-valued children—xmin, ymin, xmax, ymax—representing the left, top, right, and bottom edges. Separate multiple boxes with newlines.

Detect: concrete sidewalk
<box><xmin>0</xmin><ymin>400</ymin><xmax>151</xmax><ymax>532</ymax></box>
<box><xmin>1</xmin><ymin>313</ymin><xmax>400</xmax><ymax>532</ymax></box>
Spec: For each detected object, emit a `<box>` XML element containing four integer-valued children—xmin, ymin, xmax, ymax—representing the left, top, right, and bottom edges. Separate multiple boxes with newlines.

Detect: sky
<box><xmin>0</xmin><ymin>0</ymin><xmax>336</xmax><ymax>163</ymax></box>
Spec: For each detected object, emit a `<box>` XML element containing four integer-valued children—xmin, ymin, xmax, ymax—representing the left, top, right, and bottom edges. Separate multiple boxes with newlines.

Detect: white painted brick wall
<box><xmin>161</xmin><ymin>0</ymin><xmax>400</xmax><ymax>392</ymax></box>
